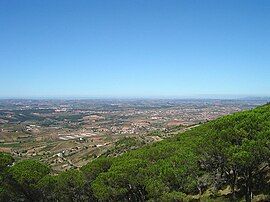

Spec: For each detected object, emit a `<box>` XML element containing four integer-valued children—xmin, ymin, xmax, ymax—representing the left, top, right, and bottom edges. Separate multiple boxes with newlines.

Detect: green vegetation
<box><xmin>103</xmin><ymin>137</ymin><xmax>146</xmax><ymax>157</ymax></box>
<box><xmin>0</xmin><ymin>104</ymin><xmax>269</xmax><ymax>201</ymax></box>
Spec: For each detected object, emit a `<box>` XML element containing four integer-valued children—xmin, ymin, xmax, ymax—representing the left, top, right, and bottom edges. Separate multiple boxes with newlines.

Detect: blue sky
<box><xmin>0</xmin><ymin>0</ymin><xmax>269</xmax><ymax>98</ymax></box>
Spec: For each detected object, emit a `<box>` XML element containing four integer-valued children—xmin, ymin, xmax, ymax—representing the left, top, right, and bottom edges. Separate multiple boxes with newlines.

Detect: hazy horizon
<box><xmin>1</xmin><ymin>94</ymin><xmax>270</xmax><ymax>100</ymax></box>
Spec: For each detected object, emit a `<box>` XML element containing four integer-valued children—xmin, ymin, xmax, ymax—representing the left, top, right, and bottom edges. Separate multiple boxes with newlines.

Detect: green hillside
<box><xmin>1</xmin><ymin>104</ymin><xmax>270</xmax><ymax>202</ymax></box>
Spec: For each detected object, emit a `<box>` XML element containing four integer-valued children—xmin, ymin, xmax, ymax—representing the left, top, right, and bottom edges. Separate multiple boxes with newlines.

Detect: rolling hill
<box><xmin>0</xmin><ymin>103</ymin><xmax>270</xmax><ymax>201</ymax></box>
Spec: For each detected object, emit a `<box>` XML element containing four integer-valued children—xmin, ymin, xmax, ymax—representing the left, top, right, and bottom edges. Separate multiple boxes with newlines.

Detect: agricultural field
<box><xmin>0</xmin><ymin>99</ymin><xmax>267</xmax><ymax>171</ymax></box>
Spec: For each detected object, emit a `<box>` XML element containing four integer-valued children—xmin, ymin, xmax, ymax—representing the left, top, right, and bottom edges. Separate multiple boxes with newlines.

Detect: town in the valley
<box><xmin>0</xmin><ymin>98</ymin><xmax>267</xmax><ymax>171</ymax></box>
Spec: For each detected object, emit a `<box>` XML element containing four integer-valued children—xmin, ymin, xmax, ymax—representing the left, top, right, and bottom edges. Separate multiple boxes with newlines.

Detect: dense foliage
<box><xmin>0</xmin><ymin>104</ymin><xmax>269</xmax><ymax>201</ymax></box>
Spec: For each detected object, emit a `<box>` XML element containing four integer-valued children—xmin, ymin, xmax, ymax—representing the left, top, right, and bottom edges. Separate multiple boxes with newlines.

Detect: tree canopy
<box><xmin>0</xmin><ymin>104</ymin><xmax>269</xmax><ymax>201</ymax></box>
